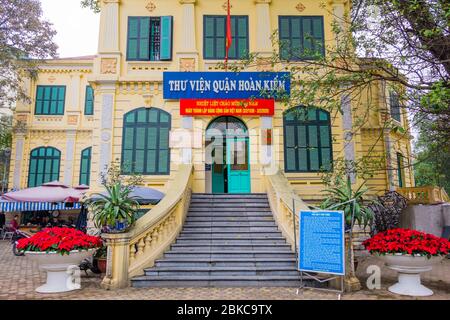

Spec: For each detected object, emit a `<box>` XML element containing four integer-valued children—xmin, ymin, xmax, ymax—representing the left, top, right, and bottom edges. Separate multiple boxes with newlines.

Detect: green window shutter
<box><xmin>160</xmin><ymin>16</ymin><xmax>173</xmax><ymax>60</ymax></box>
<box><xmin>279</xmin><ymin>16</ymin><xmax>324</xmax><ymax>61</ymax></box>
<box><xmin>397</xmin><ymin>153</ymin><xmax>404</xmax><ymax>187</ymax></box>
<box><xmin>312</xmin><ymin>17</ymin><xmax>325</xmax><ymax>57</ymax></box>
<box><xmin>390</xmin><ymin>92</ymin><xmax>401</xmax><ymax>122</ymax></box>
<box><xmin>204</xmin><ymin>15</ymin><xmax>248</xmax><ymax>60</ymax></box>
<box><xmin>284</xmin><ymin>106</ymin><xmax>333</xmax><ymax>172</ymax></box>
<box><xmin>84</xmin><ymin>86</ymin><xmax>94</xmax><ymax>115</ymax></box>
<box><xmin>28</xmin><ymin>147</ymin><xmax>61</xmax><ymax>187</ymax></box>
<box><xmin>121</xmin><ymin>108</ymin><xmax>171</xmax><ymax>176</ymax></box>
<box><xmin>79</xmin><ymin>147</ymin><xmax>92</xmax><ymax>186</ymax></box>
<box><xmin>35</xmin><ymin>87</ymin><xmax>44</xmax><ymax>114</ymax></box>
<box><xmin>127</xmin><ymin>17</ymin><xmax>139</xmax><ymax>60</ymax></box>
<box><xmin>35</xmin><ymin>86</ymin><xmax>65</xmax><ymax>115</ymax></box>
<box><xmin>139</xmin><ymin>18</ymin><xmax>151</xmax><ymax>60</ymax></box>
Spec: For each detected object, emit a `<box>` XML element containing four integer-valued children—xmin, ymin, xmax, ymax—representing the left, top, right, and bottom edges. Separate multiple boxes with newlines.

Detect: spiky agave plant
<box><xmin>320</xmin><ymin>176</ymin><xmax>375</xmax><ymax>229</ymax></box>
<box><xmin>87</xmin><ymin>182</ymin><xmax>140</xmax><ymax>232</ymax></box>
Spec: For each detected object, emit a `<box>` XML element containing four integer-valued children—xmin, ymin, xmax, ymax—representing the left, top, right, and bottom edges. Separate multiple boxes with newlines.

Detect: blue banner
<box><xmin>163</xmin><ymin>72</ymin><xmax>291</xmax><ymax>99</ymax></box>
<box><xmin>299</xmin><ymin>210</ymin><xmax>345</xmax><ymax>275</ymax></box>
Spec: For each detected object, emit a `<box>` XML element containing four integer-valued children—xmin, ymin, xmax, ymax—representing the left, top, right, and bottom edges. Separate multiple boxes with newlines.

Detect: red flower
<box><xmin>17</xmin><ymin>227</ymin><xmax>102</xmax><ymax>255</ymax></box>
<box><xmin>363</xmin><ymin>228</ymin><xmax>450</xmax><ymax>257</ymax></box>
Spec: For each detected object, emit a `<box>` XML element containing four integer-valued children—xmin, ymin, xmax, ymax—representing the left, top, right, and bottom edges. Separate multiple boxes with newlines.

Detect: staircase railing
<box><xmin>396</xmin><ymin>186</ymin><xmax>450</xmax><ymax>205</ymax></box>
<box><xmin>263</xmin><ymin>170</ymin><xmax>309</xmax><ymax>251</ymax></box>
<box><xmin>100</xmin><ymin>164</ymin><xmax>194</xmax><ymax>289</ymax></box>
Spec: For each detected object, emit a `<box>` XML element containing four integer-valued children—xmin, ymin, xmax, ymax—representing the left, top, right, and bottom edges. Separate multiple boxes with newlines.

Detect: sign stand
<box><xmin>298</xmin><ymin>271</ymin><xmax>344</xmax><ymax>294</ymax></box>
<box><xmin>294</xmin><ymin>201</ymin><xmax>346</xmax><ymax>295</ymax></box>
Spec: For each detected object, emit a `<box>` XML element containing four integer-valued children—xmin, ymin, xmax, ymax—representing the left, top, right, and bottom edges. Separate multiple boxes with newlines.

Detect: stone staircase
<box><xmin>131</xmin><ymin>193</ymin><xmax>304</xmax><ymax>287</ymax></box>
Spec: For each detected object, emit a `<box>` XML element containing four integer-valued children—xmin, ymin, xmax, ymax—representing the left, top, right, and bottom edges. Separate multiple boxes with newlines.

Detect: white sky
<box><xmin>40</xmin><ymin>0</ymin><xmax>100</xmax><ymax>58</ymax></box>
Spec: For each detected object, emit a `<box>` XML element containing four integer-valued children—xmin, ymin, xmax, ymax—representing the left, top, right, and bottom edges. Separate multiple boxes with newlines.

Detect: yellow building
<box><xmin>10</xmin><ymin>0</ymin><xmax>413</xmax><ymax>201</ymax></box>
<box><xmin>8</xmin><ymin>0</ymin><xmax>419</xmax><ymax>289</ymax></box>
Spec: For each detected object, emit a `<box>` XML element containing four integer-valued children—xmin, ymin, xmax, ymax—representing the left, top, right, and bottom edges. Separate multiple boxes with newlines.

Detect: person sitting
<box><xmin>10</xmin><ymin>215</ymin><xmax>19</xmax><ymax>231</ymax></box>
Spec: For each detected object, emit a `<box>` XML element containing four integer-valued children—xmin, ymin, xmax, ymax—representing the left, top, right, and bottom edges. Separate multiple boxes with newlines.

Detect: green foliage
<box><xmin>0</xmin><ymin>0</ymin><xmax>58</xmax><ymax>109</ymax></box>
<box><xmin>88</xmin><ymin>182</ymin><xmax>140</xmax><ymax>230</ymax></box>
<box><xmin>413</xmin><ymin>112</ymin><xmax>450</xmax><ymax>194</ymax></box>
<box><xmin>320</xmin><ymin>176</ymin><xmax>375</xmax><ymax>228</ymax></box>
<box><xmin>80</xmin><ymin>0</ymin><xmax>100</xmax><ymax>13</ymax></box>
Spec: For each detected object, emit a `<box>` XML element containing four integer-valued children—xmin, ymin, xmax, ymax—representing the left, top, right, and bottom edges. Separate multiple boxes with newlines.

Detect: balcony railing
<box><xmin>396</xmin><ymin>186</ymin><xmax>450</xmax><ymax>205</ymax></box>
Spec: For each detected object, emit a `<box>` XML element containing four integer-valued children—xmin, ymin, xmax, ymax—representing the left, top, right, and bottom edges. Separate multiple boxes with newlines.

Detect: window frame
<box><xmin>84</xmin><ymin>86</ymin><xmax>94</xmax><ymax>115</ymax></box>
<box><xmin>283</xmin><ymin>107</ymin><xmax>333</xmax><ymax>173</ymax></box>
<box><xmin>34</xmin><ymin>85</ymin><xmax>66</xmax><ymax>116</ymax></box>
<box><xmin>203</xmin><ymin>15</ymin><xmax>249</xmax><ymax>60</ymax></box>
<box><xmin>121</xmin><ymin>107</ymin><xmax>171</xmax><ymax>176</ymax></box>
<box><xmin>126</xmin><ymin>16</ymin><xmax>162</xmax><ymax>62</ymax></box>
<box><xmin>390</xmin><ymin>91</ymin><xmax>402</xmax><ymax>123</ymax></box>
<box><xmin>397</xmin><ymin>152</ymin><xmax>404</xmax><ymax>188</ymax></box>
<box><xmin>27</xmin><ymin>147</ymin><xmax>61</xmax><ymax>188</ymax></box>
<box><xmin>79</xmin><ymin>147</ymin><xmax>92</xmax><ymax>186</ymax></box>
<box><xmin>278</xmin><ymin>15</ymin><xmax>325</xmax><ymax>61</ymax></box>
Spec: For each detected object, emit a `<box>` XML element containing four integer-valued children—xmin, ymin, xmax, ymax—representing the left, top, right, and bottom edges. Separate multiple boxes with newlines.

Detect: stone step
<box><xmin>175</xmin><ymin>239</ymin><xmax>288</xmax><ymax>245</ymax></box>
<box><xmin>188</xmin><ymin>207</ymin><xmax>272</xmax><ymax>212</ymax></box>
<box><xmin>188</xmin><ymin>210</ymin><xmax>273</xmax><ymax>215</ymax></box>
<box><xmin>144</xmin><ymin>266</ymin><xmax>300</xmax><ymax>276</ymax></box>
<box><xmin>177</xmin><ymin>232</ymin><xmax>284</xmax><ymax>239</ymax></box>
<box><xmin>170</xmin><ymin>246</ymin><xmax>291</xmax><ymax>252</ymax></box>
<box><xmin>189</xmin><ymin>203</ymin><xmax>270</xmax><ymax>208</ymax></box>
<box><xmin>155</xmin><ymin>257</ymin><xmax>297</xmax><ymax>268</ymax></box>
<box><xmin>171</xmin><ymin>241</ymin><xmax>291</xmax><ymax>250</ymax></box>
<box><xmin>181</xmin><ymin>227</ymin><xmax>280</xmax><ymax>233</ymax></box>
<box><xmin>164</xmin><ymin>251</ymin><xmax>295</xmax><ymax>259</ymax></box>
<box><xmin>183</xmin><ymin>222</ymin><xmax>277</xmax><ymax>227</ymax></box>
<box><xmin>190</xmin><ymin>198</ymin><xmax>269</xmax><ymax>203</ymax></box>
<box><xmin>185</xmin><ymin>216</ymin><xmax>275</xmax><ymax>222</ymax></box>
<box><xmin>191</xmin><ymin>193</ymin><xmax>268</xmax><ymax>198</ymax></box>
<box><xmin>131</xmin><ymin>275</ymin><xmax>303</xmax><ymax>287</ymax></box>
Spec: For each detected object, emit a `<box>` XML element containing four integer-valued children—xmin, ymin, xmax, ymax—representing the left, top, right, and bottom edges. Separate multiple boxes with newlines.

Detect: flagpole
<box><xmin>225</xmin><ymin>0</ymin><xmax>231</xmax><ymax>71</ymax></box>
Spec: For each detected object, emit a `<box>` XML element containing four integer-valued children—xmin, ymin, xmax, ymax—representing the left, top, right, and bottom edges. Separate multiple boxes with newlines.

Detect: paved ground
<box><xmin>0</xmin><ymin>240</ymin><xmax>448</xmax><ymax>300</ymax></box>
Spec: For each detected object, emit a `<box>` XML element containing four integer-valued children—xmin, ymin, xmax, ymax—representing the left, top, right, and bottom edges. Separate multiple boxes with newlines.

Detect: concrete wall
<box><xmin>400</xmin><ymin>204</ymin><xmax>450</xmax><ymax>237</ymax></box>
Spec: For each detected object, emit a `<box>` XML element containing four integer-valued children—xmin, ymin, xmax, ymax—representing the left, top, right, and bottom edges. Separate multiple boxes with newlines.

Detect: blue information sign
<box><xmin>163</xmin><ymin>72</ymin><xmax>291</xmax><ymax>99</ymax></box>
<box><xmin>298</xmin><ymin>210</ymin><xmax>345</xmax><ymax>275</ymax></box>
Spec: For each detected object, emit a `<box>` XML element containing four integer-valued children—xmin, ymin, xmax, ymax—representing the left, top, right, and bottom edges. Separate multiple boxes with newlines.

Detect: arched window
<box><xmin>79</xmin><ymin>147</ymin><xmax>92</xmax><ymax>186</ymax></box>
<box><xmin>28</xmin><ymin>147</ymin><xmax>61</xmax><ymax>187</ymax></box>
<box><xmin>283</xmin><ymin>107</ymin><xmax>332</xmax><ymax>172</ymax></box>
<box><xmin>121</xmin><ymin>107</ymin><xmax>171</xmax><ymax>175</ymax></box>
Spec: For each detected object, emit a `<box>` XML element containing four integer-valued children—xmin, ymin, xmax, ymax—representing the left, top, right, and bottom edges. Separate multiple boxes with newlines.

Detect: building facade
<box><xmin>9</xmin><ymin>0</ymin><xmax>414</xmax><ymax>204</ymax></box>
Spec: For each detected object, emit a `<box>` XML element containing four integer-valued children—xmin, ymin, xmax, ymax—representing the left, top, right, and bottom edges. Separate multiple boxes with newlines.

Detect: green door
<box><xmin>226</xmin><ymin>137</ymin><xmax>251</xmax><ymax>193</ymax></box>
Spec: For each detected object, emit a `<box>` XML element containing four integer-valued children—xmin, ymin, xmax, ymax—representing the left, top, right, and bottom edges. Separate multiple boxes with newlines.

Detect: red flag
<box><xmin>225</xmin><ymin>0</ymin><xmax>232</xmax><ymax>70</ymax></box>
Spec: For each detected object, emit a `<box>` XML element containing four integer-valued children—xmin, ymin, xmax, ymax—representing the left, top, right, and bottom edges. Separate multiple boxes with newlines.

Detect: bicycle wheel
<box><xmin>12</xmin><ymin>243</ymin><xmax>24</xmax><ymax>256</ymax></box>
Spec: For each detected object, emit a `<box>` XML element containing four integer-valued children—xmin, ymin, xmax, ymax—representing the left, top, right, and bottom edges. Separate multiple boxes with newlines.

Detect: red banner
<box><xmin>180</xmin><ymin>99</ymin><xmax>274</xmax><ymax>116</ymax></box>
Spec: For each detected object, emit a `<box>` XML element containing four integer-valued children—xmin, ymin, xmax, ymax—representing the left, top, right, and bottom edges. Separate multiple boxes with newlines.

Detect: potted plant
<box><xmin>363</xmin><ymin>228</ymin><xmax>450</xmax><ymax>296</ymax></box>
<box><xmin>93</xmin><ymin>245</ymin><xmax>107</xmax><ymax>273</ymax></box>
<box><xmin>87</xmin><ymin>182</ymin><xmax>140</xmax><ymax>233</ymax></box>
<box><xmin>320</xmin><ymin>176</ymin><xmax>375</xmax><ymax>230</ymax></box>
<box><xmin>17</xmin><ymin>227</ymin><xmax>102</xmax><ymax>293</ymax></box>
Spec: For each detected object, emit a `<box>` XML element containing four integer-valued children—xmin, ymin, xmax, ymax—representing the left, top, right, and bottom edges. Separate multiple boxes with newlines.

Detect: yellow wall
<box><xmin>9</xmin><ymin>0</ymin><xmax>414</xmax><ymax>204</ymax></box>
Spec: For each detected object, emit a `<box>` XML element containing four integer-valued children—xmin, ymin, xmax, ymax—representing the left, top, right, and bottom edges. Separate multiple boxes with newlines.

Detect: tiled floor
<box><xmin>0</xmin><ymin>240</ymin><xmax>448</xmax><ymax>300</ymax></box>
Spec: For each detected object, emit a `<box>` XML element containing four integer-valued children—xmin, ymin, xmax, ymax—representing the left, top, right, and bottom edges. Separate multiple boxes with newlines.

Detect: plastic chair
<box><xmin>2</xmin><ymin>224</ymin><xmax>14</xmax><ymax>240</ymax></box>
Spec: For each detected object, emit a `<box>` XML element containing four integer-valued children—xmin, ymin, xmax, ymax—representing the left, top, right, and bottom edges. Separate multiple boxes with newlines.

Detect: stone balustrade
<box><xmin>397</xmin><ymin>186</ymin><xmax>449</xmax><ymax>205</ymax></box>
<box><xmin>100</xmin><ymin>164</ymin><xmax>194</xmax><ymax>289</ymax></box>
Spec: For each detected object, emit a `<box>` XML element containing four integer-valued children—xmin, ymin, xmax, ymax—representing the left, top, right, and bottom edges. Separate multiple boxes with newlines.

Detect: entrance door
<box><xmin>226</xmin><ymin>137</ymin><xmax>251</xmax><ymax>193</ymax></box>
<box><xmin>207</xmin><ymin>116</ymin><xmax>250</xmax><ymax>194</ymax></box>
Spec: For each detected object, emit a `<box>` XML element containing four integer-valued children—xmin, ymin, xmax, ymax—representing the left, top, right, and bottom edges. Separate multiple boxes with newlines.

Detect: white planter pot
<box><xmin>25</xmin><ymin>249</ymin><xmax>95</xmax><ymax>293</ymax></box>
<box><xmin>378</xmin><ymin>254</ymin><xmax>444</xmax><ymax>297</ymax></box>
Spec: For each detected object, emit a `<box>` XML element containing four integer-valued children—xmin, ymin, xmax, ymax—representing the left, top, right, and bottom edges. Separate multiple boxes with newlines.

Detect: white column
<box><xmin>255</xmin><ymin>0</ymin><xmax>272</xmax><ymax>55</ymax></box>
<box><xmin>179</xmin><ymin>0</ymin><xmax>197</xmax><ymax>53</ymax></box>
<box><xmin>69</xmin><ymin>75</ymin><xmax>81</xmax><ymax>112</ymax></box>
<box><xmin>342</xmin><ymin>92</ymin><xmax>356</xmax><ymax>184</ymax></box>
<box><xmin>98</xmin><ymin>0</ymin><xmax>121</xmax><ymax>54</ymax></box>
<box><xmin>97</xmin><ymin>83</ymin><xmax>116</xmax><ymax>181</ymax></box>
<box><xmin>64</xmin><ymin>130</ymin><xmax>77</xmax><ymax>186</ymax></box>
<box><xmin>13</xmin><ymin>133</ymin><xmax>25</xmax><ymax>189</ymax></box>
